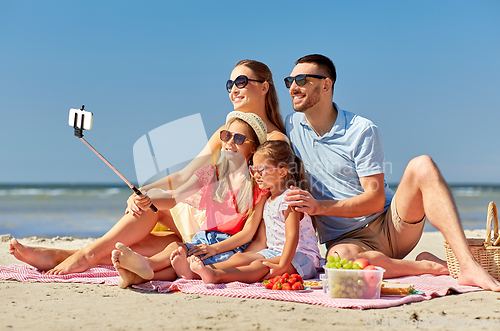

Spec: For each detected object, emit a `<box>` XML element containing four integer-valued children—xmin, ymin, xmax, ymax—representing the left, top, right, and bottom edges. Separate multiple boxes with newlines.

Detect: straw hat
<box><xmin>225</xmin><ymin>111</ymin><xmax>267</xmax><ymax>145</ymax></box>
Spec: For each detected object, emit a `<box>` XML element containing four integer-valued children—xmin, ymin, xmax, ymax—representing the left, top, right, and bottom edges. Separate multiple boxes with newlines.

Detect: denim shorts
<box><xmin>184</xmin><ymin>230</ymin><xmax>251</xmax><ymax>266</ymax></box>
<box><xmin>257</xmin><ymin>249</ymin><xmax>318</xmax><ymax>280</ymax></box>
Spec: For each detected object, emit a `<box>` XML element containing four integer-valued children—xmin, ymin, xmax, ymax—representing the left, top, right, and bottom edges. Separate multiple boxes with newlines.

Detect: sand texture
<box><xmin>1</xmin><ymin>231</ymin><xmax>499</xmax><ymax>331</ymax></box>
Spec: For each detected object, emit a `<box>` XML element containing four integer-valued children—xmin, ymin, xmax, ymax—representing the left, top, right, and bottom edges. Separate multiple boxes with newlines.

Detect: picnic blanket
<box><xmin>0</xmin><ymin>264</ymin><xmax>482</xmax><ymax>310</ymax></box>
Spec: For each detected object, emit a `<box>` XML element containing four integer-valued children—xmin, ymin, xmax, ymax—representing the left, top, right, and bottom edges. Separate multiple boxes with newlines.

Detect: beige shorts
<box><xmin>325</xmin><ymin>197</ymin><xmax>425</xmax><ymax>259</ymax></box>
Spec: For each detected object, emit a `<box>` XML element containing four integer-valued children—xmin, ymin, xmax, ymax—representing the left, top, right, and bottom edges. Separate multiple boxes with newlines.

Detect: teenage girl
<box><xmin>186</xmin><ymin>140</ymin><xmax>321</xmax><ymax>283</ymax></box>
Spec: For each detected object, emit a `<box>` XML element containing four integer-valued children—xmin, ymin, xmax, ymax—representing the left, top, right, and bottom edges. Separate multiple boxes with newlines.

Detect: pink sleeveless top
<box><xmin>193</xmin><ymin>164</ymin><xmax>267</xmax><ymax>235</ymax></box>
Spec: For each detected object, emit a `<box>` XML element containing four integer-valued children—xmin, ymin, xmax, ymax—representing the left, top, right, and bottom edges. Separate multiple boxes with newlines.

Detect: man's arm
<box><xmin>285</xmin><ymin>173</ymin><xmax>386</xmax><ymax>217</ymax></box>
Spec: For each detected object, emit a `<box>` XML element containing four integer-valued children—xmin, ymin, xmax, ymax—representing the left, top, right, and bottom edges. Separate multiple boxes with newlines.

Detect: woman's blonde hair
<box><xmin>234</xmin><ymin>60</ymin><xmax>285</xmax><ymax>134</ymax></box>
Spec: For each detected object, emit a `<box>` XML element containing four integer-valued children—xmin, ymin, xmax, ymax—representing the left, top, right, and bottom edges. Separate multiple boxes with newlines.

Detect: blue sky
<box><xmin>1</xmin><ymin>0</ymin><xmax>499</xmax><ymax>185</ymax></box>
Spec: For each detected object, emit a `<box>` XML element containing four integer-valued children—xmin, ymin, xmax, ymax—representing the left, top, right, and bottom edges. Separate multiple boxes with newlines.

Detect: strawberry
<box><xmin>295</xmin><ymin>274</ymin><xmax>303</xmax><ymax>283</ymax></box>
<box><xmin>272</xmin><ymin>282</ymin><xmax>282</xmax><ymax>290</ymax></box>
<box><xmin>288</xmin><ymin>275</ymin><xmax>298</xmax><ymax>285</ymax></box>
<box><xmin>282</xmin><ymin>283</ymin><xmax>292</xmax><ymax>291</ymax></box>
<box><xmin>265</xmin><ymin>282</ymin><xmax>274</xmax><ymax>290</ymax></box>
<box><xmin>292</xmin><ymin>282</ymin><xmax>304</xmax><ymax>290</ymax></box>
<box><xmin>272</xmin><ymin>276</ymin><xmax>280</xmax><ymax>284</ymax></box>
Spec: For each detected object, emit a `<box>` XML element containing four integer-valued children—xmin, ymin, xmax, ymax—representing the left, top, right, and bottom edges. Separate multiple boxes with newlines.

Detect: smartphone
<box><xmin>69</xmin><ymin>108</ymin><xmax>93</xmax><ymax>130</ymax></box>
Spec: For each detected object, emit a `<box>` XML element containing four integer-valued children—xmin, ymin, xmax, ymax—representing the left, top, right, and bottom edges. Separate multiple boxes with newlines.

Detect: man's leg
<box><xmin>393</xmin><ymin>155</ymin><xmax>500</xmax><ymax>291</ymax></box>
<box><xmin>326</xmin><ymin>243</ymin><xmax>448</xmax><ymax>278</ymax></box>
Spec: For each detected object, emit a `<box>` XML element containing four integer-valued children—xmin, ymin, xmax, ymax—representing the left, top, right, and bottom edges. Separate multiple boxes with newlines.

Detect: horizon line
<box><xmin>2</xmin><ymin>182</ymin><xmax>500</xmax><ymax>188</ymax></box>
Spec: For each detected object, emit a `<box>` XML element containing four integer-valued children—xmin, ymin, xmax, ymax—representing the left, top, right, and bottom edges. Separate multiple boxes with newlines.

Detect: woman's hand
<box><xmin>260</xmin><ymin>261</ymin><xmax>287</xmax><ymax>280</ymax></box>
<box><xmin>188</xmin><ymin>244</ymin><xmax>217</xmax><ymax>260</ymax></box>
<box><xmin>125</xmin><ymin>192</ymin><xmax>152</xmax><ymax>217</ymax></box>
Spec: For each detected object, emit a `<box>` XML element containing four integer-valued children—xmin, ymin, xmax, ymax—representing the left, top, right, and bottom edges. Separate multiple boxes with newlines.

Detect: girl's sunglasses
<box><xmin>248</xmin><ymin>165</ymin><xmax>281</xmax><ymax>177</ymax></box>
<box><xmin>220</xmin><ymin>130</ymin><xmax>254</xmax><ymax>145</ymax></box>
<box><xmin>284</xmin><ymin>74</ymin><xmax>327</xmax><ymax>89</ymax></box>
<box><xmin>226</xmin><ymin>75</ymin><xmax>265</xmax><ymax>93</ymax></box>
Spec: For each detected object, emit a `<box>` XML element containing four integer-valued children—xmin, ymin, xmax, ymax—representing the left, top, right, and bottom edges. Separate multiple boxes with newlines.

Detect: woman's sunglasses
<box><xmin>220</xmin><ymin>130</ymin><xmax>254</xmax><ymax>145</ymax></box>
<box><xmin>248</xmin><ymin>165</ymin><xmax>281</xmax><ymax>177</ymax></box>
<box><xmin>226</xmin><ymin>75</ymin><xmax>265</xmax><ymax>93</ymax></box>
<box><xmin>284</xmin><ymin>74</ymin><xmax>327</xmax><ymax>89</ymax></box>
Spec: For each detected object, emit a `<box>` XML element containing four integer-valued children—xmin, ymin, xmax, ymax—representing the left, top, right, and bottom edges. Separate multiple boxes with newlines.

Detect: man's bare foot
<box><xmin>408</xmin><ymin>252</ymin><xmax>449</xmax><ymax>276</ymax></box>
<box><xmin>457</xmin><ymin>260</ymin><xmax>500</xmax><ymax>292</ymax></box>
<box><xmin>189</xmin><ymin>256</ymin><xmax>217</xmax><ymax>284</ymax></box>
<box><xmin>111</xmin><ymin>242</ymin><xmax>154</xmax><ymax>281</ymax></box>
<box><xmin>415</xmin><ymin>251</ymin><xmax>449</xmax><ymax>274</ymax></box>
<box><xmin>170</xmin><ymin>246</ymin><xmax>196</xmax><ymax>279</ymax></box>
<box><xmin>9</xmin><ymin>238</ymin><xmax>72</xmax><ymax>271</ymax></box>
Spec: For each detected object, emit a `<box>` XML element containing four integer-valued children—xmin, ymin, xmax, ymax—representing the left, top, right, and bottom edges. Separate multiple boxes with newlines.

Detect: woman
<box><xmin>9</xmin><ymin>60</ymin><xmax>287</xmax><ymax>275</ymax></box>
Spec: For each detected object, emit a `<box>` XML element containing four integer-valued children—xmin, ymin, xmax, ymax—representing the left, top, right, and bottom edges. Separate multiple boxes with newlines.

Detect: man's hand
<box><xmin>284</xmin><ymin>185</ymin><xmax>322</xmax><ymax>215</ymax></box>
<box><xmin>188</xmin><ymin>244</ymin><xmax>217</xmax><ymax>260</ymax></box>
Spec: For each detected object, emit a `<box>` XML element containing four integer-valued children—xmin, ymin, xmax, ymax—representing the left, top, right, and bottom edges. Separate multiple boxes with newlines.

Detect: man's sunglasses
<box><xmin>248</xmin><ymin>165</ymin><xmax>281</xmax><ymax>177</ymax></box>
<box><xmin>226</xmin><ymin>75</ymin><xmax>265</xmax><ymax>93</ymax></box>
<box><xmin>220</xmin><ymin>130</ymin><xmax>254</xmax><ymax>145</ymax></box>
<box><xmin>284</xmin><ymin>74</ymin><xmax>327</xmax><ymax>89</ymax></box>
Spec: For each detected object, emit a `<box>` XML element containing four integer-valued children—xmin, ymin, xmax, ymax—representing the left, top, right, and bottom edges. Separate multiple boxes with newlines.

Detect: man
<box><xmin>284</xmin><ymin>54</ymin><xmax>500</xmax><ymax>291</ymax></box>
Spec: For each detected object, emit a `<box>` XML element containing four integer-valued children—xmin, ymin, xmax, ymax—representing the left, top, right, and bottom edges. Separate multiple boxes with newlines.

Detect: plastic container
<box><xmin>319</xmin><ymin>273</ymin><xmax>327</xmax><ymax>293</ymax></box>
<box><xmin>324</xmin><ymin>266</ymin><xmax>385</xmax><ymax>299</ymax></box>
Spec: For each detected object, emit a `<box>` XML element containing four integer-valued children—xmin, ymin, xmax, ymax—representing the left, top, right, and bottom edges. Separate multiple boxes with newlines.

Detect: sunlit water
<box><xmin>0</xmin><ymin>184</ymin><xmax>499</xmax><ymax>238</ymax></box>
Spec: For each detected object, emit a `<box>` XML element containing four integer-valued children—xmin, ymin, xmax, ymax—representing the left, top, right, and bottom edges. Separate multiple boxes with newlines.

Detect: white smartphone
<box><xmin>69</xmin><ymin>108</ymin><xmax>93</xmax><ymax>130</ymax></box>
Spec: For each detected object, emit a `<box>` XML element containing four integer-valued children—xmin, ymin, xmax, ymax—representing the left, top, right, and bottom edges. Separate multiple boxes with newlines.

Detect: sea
<box><xmin>1</xmin><ymin>184</ymin><xmax>499</xmax><ymax>239</ymax></box>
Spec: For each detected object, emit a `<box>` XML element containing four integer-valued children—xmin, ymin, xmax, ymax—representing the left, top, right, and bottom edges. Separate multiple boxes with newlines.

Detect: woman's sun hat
<box><xmin>225</xmin><ymin>111</ymin><xmax>267</xmax><ymax>145</ymax></box>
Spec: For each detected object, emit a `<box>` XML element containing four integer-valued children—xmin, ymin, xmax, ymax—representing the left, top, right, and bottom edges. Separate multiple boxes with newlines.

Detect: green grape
<box><xmin>340</xmin><ymin>257</ymin><xmax>348</xmax><ymax>265</ymax></box>
<box><xmin>353</xmin><ymin>263</ymin><xmax>362</xmax><ymax>269</ymax></box>
<box><xmin>332</xmin><ymin>256</ymin><xmax>341</xmax><ymax>263</ymax></box>
<box><xmin>345</xmin><ymin>261</ymin><xmax>354</xmax><ymax>269</ymax></box>
<box><xmin>334</xmin><ymin>262</ymin><xmax>342</xmax><ymax>269</ymax></box>
<box><xmin>327</xmin><ymin>255</ymin><xmax>335</xmax><ymax>263</ymax></box>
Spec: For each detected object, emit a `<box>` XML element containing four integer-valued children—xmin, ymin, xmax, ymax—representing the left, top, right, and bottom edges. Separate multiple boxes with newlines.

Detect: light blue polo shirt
<box><xmin>285</xmin><ymin>104</ymin><xmax>394</xmax><ymax>244</ymax></box>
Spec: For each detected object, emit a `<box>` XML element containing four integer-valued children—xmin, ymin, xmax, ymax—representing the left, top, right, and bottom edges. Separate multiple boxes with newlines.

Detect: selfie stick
<box><xmin>73</xmin><ymin>106</ymin><xmax>158</xmax><ymax>213</ymax></box>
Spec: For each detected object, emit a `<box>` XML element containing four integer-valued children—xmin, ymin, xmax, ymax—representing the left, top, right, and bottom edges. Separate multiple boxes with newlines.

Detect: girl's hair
<box><xmin>213</xmin><ymin>118</ymin><xmax>259</xmax><ymax>219</ymax></box>
<box><xmin>254</xmin><ymin>140</ymin><xmax>310</xmax><ymax>193</ymax></box>
<box><xmin>234</xmin><ymin>60</ymin><xmax>285</xmax><ymax>134</ymax></box>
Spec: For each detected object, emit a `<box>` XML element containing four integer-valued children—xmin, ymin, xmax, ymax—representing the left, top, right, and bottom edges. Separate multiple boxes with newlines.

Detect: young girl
<box><xmin>110</xmin><ymin>111</ymin><xmax>271</xmax><ymax>288</ymax></box>
<box><xmin>186</xmin><ymin>140</ymin><xmax>321</xmax><ymax>283</ymax></box>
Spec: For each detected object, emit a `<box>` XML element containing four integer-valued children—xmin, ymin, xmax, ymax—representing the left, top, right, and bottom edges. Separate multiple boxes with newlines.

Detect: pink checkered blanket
<box><xmin>0</xmin><ymin>264</ymin><xmax>482</xmax><ymax>310</ymax></box>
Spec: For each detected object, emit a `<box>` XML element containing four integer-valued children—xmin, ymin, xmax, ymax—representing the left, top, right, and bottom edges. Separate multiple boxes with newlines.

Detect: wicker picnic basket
<box><xmin>444</xmin><ymin>201</ymin><xmax>500</xmax><ymax>280</ymax></box>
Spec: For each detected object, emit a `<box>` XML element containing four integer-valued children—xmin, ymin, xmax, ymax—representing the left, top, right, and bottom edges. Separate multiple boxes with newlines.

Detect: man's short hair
<box><xmin>296</xmin><ymin>54</ymin><xmax>336</xmax><ymax>84</ymax></box>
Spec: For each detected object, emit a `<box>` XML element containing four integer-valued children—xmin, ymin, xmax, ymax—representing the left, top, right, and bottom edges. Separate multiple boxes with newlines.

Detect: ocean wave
<box><xmin>452</xmin><ymin>187</ymin><xmax>483</xmax><ymax>197</ymax></box>
<box><xmin>0</xmin><ymin>187</ymin><xmax>127</xmax><ymax>197</ymax></box>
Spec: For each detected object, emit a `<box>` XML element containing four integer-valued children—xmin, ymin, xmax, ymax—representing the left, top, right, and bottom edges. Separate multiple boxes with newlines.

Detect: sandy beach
<box><xmin>1</xmin><ymin>231</ymin><xmax>499</xmax><ymax>331</ymax></box>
